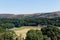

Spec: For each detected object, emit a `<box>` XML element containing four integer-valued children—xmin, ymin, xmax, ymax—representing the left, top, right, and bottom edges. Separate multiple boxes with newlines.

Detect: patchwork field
<box><xmin>12</xmin><ymin>26</ymin><xmax>41</xmax><ymax>38</ymax></box>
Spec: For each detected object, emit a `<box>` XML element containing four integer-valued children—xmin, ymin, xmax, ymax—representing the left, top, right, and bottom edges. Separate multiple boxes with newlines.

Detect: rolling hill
<box><xmin>0</xmin><ymin>11</ymin><xmax>60</xmax><ymax>18</ymax></box>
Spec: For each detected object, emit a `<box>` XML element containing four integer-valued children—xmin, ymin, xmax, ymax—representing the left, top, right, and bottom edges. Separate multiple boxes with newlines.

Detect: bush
<box><xmin>43</xmin><ymin>35</ymin><xmax>51</xmax><ymax>40</ymax></box>
<box><xmin>0</xmin><ymin>30</ymin><xmax>17</xmax><ymax>40</ymax></box>
<box><xmin>41</xmin><ymin>26</ymin><xmax>60</xmax><ymax>40</ymax></box>
<box><xmin>2</xmin><ymin>23</ymin><xmax>15</xmax><ymax>29</ymax></box>
<box><xmin>26</xmin><ymin>30</ymin><xmax>43</xmax><ymax>40</ymax></box>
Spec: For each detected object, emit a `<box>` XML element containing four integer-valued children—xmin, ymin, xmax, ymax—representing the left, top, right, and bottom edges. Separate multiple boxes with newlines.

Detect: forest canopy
<box><xmin>0</xmin><ymin>17</ymin><xmax>60</xmax><ymax>29</ymax></box>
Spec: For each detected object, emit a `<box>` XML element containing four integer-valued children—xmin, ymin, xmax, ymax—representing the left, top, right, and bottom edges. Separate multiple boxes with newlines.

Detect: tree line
<box><xmin>0</xmin><ymin>17</ymin><xmax>60</xmax><ymax>29</ymax></box>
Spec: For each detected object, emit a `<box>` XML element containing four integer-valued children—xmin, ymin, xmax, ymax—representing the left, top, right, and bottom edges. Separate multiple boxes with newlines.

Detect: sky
<box><xmin>0</xmin><ymin>0</ymin><xmax>60</xmax><ymax>14</ymax></box>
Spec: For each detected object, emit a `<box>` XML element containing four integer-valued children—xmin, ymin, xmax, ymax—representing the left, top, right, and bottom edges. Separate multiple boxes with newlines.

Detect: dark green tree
<box><xmin>41</xmin><ymin>26</ymin><xmax>60</xmax><ymax>40</ymax></box>
<box><xmin>26</xmin><ymin>30</ymin><xmax>43</xmax><ymax>40</ymax></box>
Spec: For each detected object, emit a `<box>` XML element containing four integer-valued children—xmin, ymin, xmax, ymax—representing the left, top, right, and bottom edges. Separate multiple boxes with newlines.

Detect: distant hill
<box><xmin>0</xmin><ymin>11</ymin><xmax>60</xmax><ymax>18</ymax></box>
<box><xmin>0</xmin><ymin>14</ymin><xmax>14</xmax><ymax>18</ymax></box>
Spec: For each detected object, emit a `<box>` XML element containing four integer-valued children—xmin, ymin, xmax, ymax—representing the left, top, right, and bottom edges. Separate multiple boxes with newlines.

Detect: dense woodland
<box><xmin>26</xmin><ymin>26</ymin><xmax>60</xmax><ymax>40</ymax></box>
<box><xmin>0</xmin><ymin>25</ymin><xmax>60</xmax><ymax>40</ymax></box>
<box><xmin>0</xmin><ymin>17</ymin><xmax>60</xmax><ymax>29</ymax></box>
<box><xmin>0</xmin><ymin>17</ymin><xmax>60</xmax><ymax>40</ymax></box>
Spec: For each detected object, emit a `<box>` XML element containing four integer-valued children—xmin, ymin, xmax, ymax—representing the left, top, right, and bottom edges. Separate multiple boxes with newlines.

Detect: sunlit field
<box><xmin>13</xmin><ymin>26</ymin><xmax>41</xmax><ymax>38</ymax></box>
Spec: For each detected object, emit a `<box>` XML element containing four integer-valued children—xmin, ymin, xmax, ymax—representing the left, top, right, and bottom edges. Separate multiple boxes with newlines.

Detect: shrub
<box><xmin>26</xmin><ymin>30</ymin><xmax>43</xmax><ymax>40</ymax></box>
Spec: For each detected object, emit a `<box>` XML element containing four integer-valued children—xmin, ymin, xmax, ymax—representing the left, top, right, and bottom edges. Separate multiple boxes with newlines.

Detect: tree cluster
<box><xmin>26</xmin><ymin>26</ymin><xmax>60</xmax><ymax>40</ymax></box>
<box><xmin>0</xmin><ymin>17</ymin><xmax>60</xmax><ymax>29</ymax></box>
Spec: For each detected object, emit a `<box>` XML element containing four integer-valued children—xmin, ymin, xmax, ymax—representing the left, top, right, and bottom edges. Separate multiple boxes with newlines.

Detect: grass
<box><xmin>13</xmin><ymin>26</ymin><xmax>41</xmax><ymax>30</ymax></box>
<box><xmin>58</xmin><ymin>27</ymin><xmax>60</xmax><ymax>29</ymax></box>
<box><xmin>12</xmin><ymin>26</ymin><xmax>41</xmax><ymax>38</ymax></box>
<box><xmin>12</xmin><ymin>26</ymin><xmax>60</xmax><ymax>39</ymax></box>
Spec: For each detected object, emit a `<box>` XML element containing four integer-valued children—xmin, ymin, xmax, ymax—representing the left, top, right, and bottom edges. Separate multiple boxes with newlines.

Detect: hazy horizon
<box><xmin>0</xmin><ymin>11</ymin><xmax>59</xmax><ymax>15</ymax></box>
<box><xmin>0</xmin><ymin>0</ymin><xmax>60</xmax><ymax>14</ymax></box>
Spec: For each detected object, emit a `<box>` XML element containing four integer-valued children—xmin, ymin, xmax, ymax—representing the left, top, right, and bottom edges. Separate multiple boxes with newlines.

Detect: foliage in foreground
<box><xmin>26</xmin><ymin>26</ymin><xmax>60</xmax><ymax>40</ymax></box>
<box><xmin>41</xmin><ymin>26</ymin><xmax>60</xmax><ymax>40</ymax></box>
<box><xmin>0</xmin><ymin>25</ymin><xmax>60</xmax><ymax>40</ymax></box>
<box><xmin>0</xmin><ymin>30</ymin><xmax>17</xmax><ymax>40</ymax></box>
<box><xmin>26</xmin><ymin>30</ymin><xmax>43</xmax><ymax>40</ymax></box>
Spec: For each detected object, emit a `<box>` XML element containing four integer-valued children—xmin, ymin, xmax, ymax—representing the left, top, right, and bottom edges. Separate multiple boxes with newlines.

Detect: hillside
<box><xmin>0</xmin><ymin>11</ymin><xmax>60</xmax><ymax>18</ymax></box>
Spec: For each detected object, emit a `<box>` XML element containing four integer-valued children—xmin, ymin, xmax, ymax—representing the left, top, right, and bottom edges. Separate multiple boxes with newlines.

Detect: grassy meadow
<box><xmin>12</xmin><ymin>26</ymin><xmax>41</xmax><ymax>38</ymax></box>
